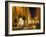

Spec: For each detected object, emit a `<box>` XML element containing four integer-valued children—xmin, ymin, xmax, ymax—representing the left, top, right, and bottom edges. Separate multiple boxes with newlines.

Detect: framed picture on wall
<box><xmin>5</xmin><ymin>1</ymin><xmax>45</xmax><ymax>36</ymax></box>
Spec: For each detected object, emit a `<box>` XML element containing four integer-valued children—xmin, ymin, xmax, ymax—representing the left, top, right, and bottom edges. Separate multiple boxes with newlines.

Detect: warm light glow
<box><xmin>18</xmin><ymin>18</ymin><xmax>24</xmax><ymax>25</ymax></box>
<box><xmin>32</xmin><ymin>20</ymin><xmax>35</xmax><ymax>23</ymax></box>
<box><xmin>37</xmin><ymin>20</ymin><xmax>39</xmax><ymax>23</ymax></box>
<box><xmin>20</xmin><ymin>18</ymin><xmax>22</xmax><ymax>21</ymax></box>
<box><xmin>28</xmin><ymin>20</ymin><xmax>31</xmax><ymax>24</ymax></box>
